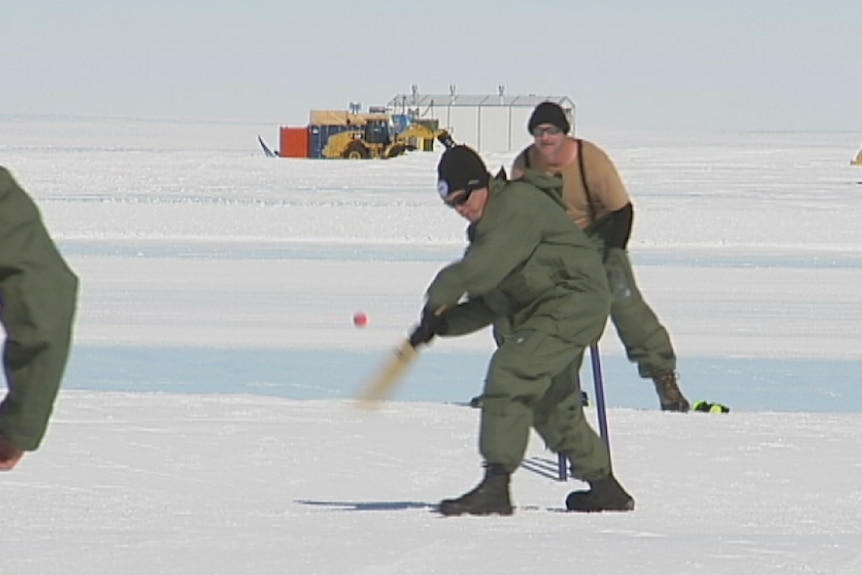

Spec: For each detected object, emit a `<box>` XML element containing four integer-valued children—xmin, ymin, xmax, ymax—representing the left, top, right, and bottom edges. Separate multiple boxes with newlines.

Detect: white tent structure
<box><xmin>388</xmin><ymin>86</ymin><xmax>575</xmax><ymax>153</ymax></box>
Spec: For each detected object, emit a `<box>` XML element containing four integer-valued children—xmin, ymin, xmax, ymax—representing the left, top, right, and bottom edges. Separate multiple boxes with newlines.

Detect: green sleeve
<box><xmin>0</xmin><ymin>168</ymin><xmax>79</xmax><ymax>451</ymax></box>
<box><xmin>425</xmin><ymin>191</ymin><xmax>540</xmax><ymax>310</ymax></box>
<box><xmin>438</xmin><ymin>298</ymin><xmax>496</xmax><ymax>336</ymax></box>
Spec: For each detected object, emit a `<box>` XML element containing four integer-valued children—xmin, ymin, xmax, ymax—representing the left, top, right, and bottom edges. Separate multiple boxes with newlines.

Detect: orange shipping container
<box><xmin>279</xmin><ymin>126</ymin><xmax>310</xmax><ymax>158</ymax></box>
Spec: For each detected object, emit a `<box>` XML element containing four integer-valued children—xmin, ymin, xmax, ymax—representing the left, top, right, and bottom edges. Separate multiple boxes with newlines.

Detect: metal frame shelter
<box><xmin>388</xmin><ymin>86</ymin><xmax>575</xmax><ymax>153</ymax></box>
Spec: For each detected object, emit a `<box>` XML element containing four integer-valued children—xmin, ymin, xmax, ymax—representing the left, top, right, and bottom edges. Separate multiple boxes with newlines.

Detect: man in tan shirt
<box><xmin>511</xmin><ymin>102</ymin><xmax>690</xmax><ymax>411</ymax></box>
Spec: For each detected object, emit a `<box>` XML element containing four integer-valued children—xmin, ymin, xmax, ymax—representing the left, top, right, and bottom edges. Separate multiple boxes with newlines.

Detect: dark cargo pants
<box><xmin>604</xmin><ymin>247</ymin><xmax>676</xmax><ymax>378</ymax></box>
<box><xmin>479</xmin><ymin>328</ymin><xmax>611</xmax><ymax>480</ymax></box>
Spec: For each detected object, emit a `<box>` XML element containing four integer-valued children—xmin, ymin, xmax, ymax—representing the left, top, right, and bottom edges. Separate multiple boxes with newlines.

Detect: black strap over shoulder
<box><xmin>576</xmin><ymin>138</ymin><xmax>598</xmax><ymax>224</ymax></box>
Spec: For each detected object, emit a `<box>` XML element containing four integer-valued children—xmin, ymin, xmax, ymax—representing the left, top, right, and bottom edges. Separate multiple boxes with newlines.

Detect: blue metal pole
<box><xmin>558</xmin><ymin>343</ymin><xmax>609</xmax><ymax>481</ymax></box>
<box><xmin>590</xmin><ymin>343</ymin><xmax>610</xmax><ymax>451</ymax></box>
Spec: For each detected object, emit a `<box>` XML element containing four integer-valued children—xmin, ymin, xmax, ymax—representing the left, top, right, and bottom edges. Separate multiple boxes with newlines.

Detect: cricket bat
<box><xmin>355</xmin><ymin>338</ymin><xmax>420</xmax><ymax>408</ymax></box>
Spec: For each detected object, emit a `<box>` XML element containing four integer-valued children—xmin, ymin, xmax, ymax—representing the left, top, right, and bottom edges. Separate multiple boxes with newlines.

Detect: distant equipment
<box><xmin>257</xmin><ymin>135</ymin><xmax>277</xmax><ymax>158</ymax></box>
<box><xmin>265</xmin><ymin>104</ymin><xmax>449</xmax><ymax>160</ymax></box>
<box><xmin>322</xmin><ymin>120</ymin><xmax>448</xmax><ymax>160</ymax></box>
<box><xmin>852</xmin><ymin>146</ymin><xmax>862</xmax><ymax>166</ymax></box>
<box><xmin>260</xmin><ymin>86</ymin><xmax>575</xmax><ymax>158</ymax></box>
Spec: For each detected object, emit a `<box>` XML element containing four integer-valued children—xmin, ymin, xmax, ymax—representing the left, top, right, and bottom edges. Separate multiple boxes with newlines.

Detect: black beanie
<box><xmin>528</xmin><ymin>101</ymin><xmax>571</xmax><ymax>134</ymax></box>
<box><xmin>437</xmin><ymin>145</ymin><xmax>490</xmax><ymax>198</ymax></box>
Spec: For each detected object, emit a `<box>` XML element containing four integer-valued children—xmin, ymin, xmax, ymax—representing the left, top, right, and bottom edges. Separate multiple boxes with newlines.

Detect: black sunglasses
<box><xmin>531</xmin><ymin>125</ymin><xmax>563</xmax><ymax>137</ymax></box>
<box><xmin>444</xmin><ymin>189</ymin><xmax>473</xmax><ymax>208</ymax></box>
<box><xmin>444</xmin><ymin>179</ymin><xmax>487</xmax><ymax>208</ymax></box>
<box><xmin>440</xmin><ymin>178</ymin><xmax>484</xmax><ymax>208</ymax></box>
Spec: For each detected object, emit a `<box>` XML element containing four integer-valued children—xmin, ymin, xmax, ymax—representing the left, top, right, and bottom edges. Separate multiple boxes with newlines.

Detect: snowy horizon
<box><xmin>2</xmin><ymin>117</ymin><xmax>861</xmax><ymax>574</ymax></box>
<box><xmin>7</xmin><ymin>117</ymin><xmax>859</xmax><ymax>409</ymax></box>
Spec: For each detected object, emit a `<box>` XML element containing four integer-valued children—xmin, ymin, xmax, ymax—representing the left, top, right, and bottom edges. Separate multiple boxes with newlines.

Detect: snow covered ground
<box><xmin>1</xmin><ymin>117</ymin><xmax>861</xmax><ymax>574</ymax></box>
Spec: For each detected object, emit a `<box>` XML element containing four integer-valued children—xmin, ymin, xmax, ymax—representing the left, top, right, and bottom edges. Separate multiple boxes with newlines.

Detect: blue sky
<box><xmin>3</xmin><ymin>0</ymin><xmax>860</xmax><ymax>131</ymax></box>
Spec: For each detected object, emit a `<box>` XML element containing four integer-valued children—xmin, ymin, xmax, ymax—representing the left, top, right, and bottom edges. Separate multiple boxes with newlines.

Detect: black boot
<box><xmin>565</xmin><ymin>475</ymin><xmax>635</xmax><ymax>512</ymax></box>
<box><xmin>652</xmin><ymin>371</ymin><xmax>690</xmax><ymax>412</ymax></box>
<box><xmin>439</xmin><ymin>464</ymin><xmax>513</xmax><ymax>516</ymax></box>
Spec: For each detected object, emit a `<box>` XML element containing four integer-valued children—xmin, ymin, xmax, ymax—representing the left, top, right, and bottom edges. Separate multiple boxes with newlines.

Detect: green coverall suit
<box><xmin>0</xmin><ymin>167</ymin><xmax>78</xmax><ymax>451</ymax></box>
<box><xmin>424</xmin><ymin>172</ymin><xmax>612</xmax><ymax>480</ymax></box>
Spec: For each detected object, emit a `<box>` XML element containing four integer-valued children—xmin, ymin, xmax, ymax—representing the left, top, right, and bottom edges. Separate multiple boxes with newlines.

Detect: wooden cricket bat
<box><xmin>355</xmin><ymin>339</ymin><xmax>420</xmax><ymax>408</ymax></box>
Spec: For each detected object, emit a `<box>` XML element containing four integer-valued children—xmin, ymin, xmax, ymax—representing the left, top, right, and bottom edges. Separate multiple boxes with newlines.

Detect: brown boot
<box><xmin>652</xmin><ymin>371</ymin><xmax>690</xmax><ymax>412</ymax></box>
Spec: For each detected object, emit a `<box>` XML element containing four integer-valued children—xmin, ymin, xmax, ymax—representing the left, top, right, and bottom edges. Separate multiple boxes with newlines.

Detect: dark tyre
<box><xmin>384</xmin><ymin>143</ymin><xmax>408</xmax><ymax>159</ymax></box>
<box><xmin>344</xmin><ymin>142</ymin><xmax>370</xmax><ymax>159</ymax></box>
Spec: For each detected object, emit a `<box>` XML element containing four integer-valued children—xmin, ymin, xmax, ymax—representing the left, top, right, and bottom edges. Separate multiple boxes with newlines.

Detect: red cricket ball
<box><xmin>353</xmin><ymin>312</ymin><xmax>369</xmax><ymax>328</ymax></box>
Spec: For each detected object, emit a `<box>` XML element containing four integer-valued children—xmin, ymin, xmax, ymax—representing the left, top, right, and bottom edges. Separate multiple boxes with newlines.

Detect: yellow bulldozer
<box><xmin>322</xmin><ymin>120</ymin><xmax>450</xmax><ymax>160</ymax></box>
<box><xmin>852</xmin><ymin>146</ymin><xmax>862</xmax><ymax>166</ymax></box>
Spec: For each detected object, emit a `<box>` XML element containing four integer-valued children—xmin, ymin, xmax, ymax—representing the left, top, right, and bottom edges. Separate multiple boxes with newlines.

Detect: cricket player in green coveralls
<box><xmin>0</xmin><ymin>167</ymin><xmax>78</xmax><ymax>470</ymax></box>
<box><xmin>408</xmin><ymin>146</ymin><xmax>634</xmax><ymax>516</ymax></box>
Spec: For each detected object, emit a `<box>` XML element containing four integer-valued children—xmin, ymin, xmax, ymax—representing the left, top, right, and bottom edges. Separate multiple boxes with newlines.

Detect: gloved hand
<box><xmin>409</xmin><ymin>306</ymin><xmax>444</xmax><ymax>348</ymax></box>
